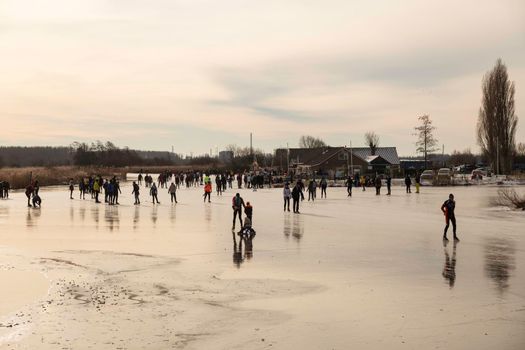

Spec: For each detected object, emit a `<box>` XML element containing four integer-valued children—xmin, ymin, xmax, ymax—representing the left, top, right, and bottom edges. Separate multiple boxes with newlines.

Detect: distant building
<box><xmin>219</xmin><ymin>150</ymin><xmax>234</xmax><ymax>163</ymax></box>
<box><xmin>400</xmin><ymin>159</ymin><xmax>427</xmax><ymax>175</ymax></box>
<box><xmin>274</xmin><ymin>146</ymin><xmax>400</xmax><ymax>177</ymax></box>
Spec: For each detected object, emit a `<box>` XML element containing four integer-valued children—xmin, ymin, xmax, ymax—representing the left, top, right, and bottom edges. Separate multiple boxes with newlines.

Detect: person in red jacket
<box><xmin>203</xmin><ymin>182</ymin><xmax>212</xmax><ymax>203</ymax></box>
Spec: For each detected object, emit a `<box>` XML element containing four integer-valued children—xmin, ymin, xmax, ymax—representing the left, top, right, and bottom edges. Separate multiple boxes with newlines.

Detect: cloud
<box><xmin>0</xmin><ymin>0</ymin><xmax>524</xmax><ymax>155</ymax></box>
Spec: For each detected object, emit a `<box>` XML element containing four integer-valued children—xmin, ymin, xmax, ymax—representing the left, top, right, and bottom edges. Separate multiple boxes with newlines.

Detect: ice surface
<box><xmin>0</xmin><ymin>183</ymin><xmax>524</xmax><ymax>349</ymax></box>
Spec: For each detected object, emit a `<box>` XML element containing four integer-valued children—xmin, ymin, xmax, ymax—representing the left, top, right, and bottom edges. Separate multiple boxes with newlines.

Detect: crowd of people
<box><xmin>13</xmin><ymin>169</ymin><xmax>458</xmax><ymax>244</ymax></box>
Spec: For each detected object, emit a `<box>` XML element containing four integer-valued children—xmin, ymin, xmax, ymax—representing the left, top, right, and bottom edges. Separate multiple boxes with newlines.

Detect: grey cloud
<box><xmin>212</xmin><ymin>39</ymin><xmax>525</xmax><ymax>123</ymax></box>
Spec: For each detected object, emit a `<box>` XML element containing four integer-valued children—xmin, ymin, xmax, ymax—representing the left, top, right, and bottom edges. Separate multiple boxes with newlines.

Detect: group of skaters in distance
<box><xmin>137</xmin><ymin>171</ymin><xmax>268</xmax><ymax>191</ymax></box>
<box><xmin>346</xmin><ymin>173</ymin><xmax>423</xmax><ymax>195</ymax></box>
<box><xmin>62</xmin><ymin>171</ymin><xmax>266</xmax><ymax>207</ymax></box>
<box><xmin>69</xmin><ymin>176</ymin><xmax>122</xmax><ymax>204</ymax></box>
<box><xmin>283</xmin><ymin>173</ymin><xmax>459</xmax><ymax>241</ymax></box>
<box><xmin>16</xmin><ymin>169</ymin><xmax>458</xmax><ymax>242</ymax></box>
<box><xmin>282</xmin><ymin>173</ymin><xmax>400</xmax><ymax>214</ymax></box>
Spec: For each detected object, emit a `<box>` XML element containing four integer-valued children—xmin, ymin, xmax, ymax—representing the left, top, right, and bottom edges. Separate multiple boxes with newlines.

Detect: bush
<box><xmin>497</xmin><ymin>188</ymin><xmax>525</xmax><ymax>210</ymax></box>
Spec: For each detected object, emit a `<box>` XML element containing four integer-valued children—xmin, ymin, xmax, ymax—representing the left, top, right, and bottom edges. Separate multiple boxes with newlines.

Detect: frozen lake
<box><xmin>0</xmin><ymin>183</ymin><xmax>524</xmax><ymax>349</ymax></box>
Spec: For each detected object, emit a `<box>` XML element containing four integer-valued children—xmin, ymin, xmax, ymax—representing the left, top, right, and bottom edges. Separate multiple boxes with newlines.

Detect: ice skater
<box><xmin>244</xmin><ymin>201</ymin><xmax>253</xmax><ymax>222</ymax></box>
<box><xmin>386</xmin><ymin>175</ymin><xmax>392</xmax><ymax>195</ymax></box>
<box><xmin>238</xmin><ymin>215</ymin><xmax>256</xmax><ymax>240</ymax></box>
<box><xmin>132</xmin><ymin>181</ymin><xmax>141</xmax><ymax>205</ymax></box>
<box><xmin>25</xmin><ymin>183</ymin><xmax>34</xmax><ymax>207</ymax></box>
<box><xmin>292</xmin><ymin>182</ymin><xmax>303</xmax><ymax>213</ymax></box>
<box><xmin>405</xmin><ymin>174</ymin><xmax>412</xmax><ymax>194</ymax></box>
<box><xmin>307</xmin><ymin>180</ymin><xmax>315</xmax><ymax>201</ymax></box>
<box><xmin>69</xmin><ymin>179</ymin><xmax>74</xmax><ymax>199</ymax></box>
<box><xmin>203</xmin><ymin>181</ymin><xmax>212</xmax><ymax>202</ymax></box>
<box><xmin>320</xmin><ymin>177</ymin><xmax>327</xmax><ymax>198</ymax></box>
<box><xmin>283</xmin><ymin>182</ymin><xmax>291</xmax><ymax>212</ymax></box>
<box><xmin>346</xmin><ymin>175</ymin><xmax>353</xmax><ymax>197</ymax></box>
<box><xmin>168</xmin><ymin>182</ymin><xmax>178</xmax><ymax>203</ymax></box>
<box><xmin>32</xmin><ymin>192</ymin><xmax>42</xmax><ymax>208</ymax></box>
<box><xmin>93</xmin><ymin>177</ymin><xmax>101</xmax><ymax>203</ymax></box>
<box><xmin>231</xmin><ymin>193</ymin><xmax>245</xmax><ymax>230</ymax></box>
<box><xmin>375</xmin><ymin>176</ymin><xmax>382</xmax><ymax>195</ymax></box>
<box><xmin>113</xmin><ymin>179</ymin><xmax>122</xmax><ymax>205</ymax></box>
<box><xmin>441</xmin><ymin>193</ymin><xmax>459</xmax><ymax>241</ymax></box>
<box><xmin>150</xmin><ymin>183</ymin><xmax>160</xmax><ymax>204</ymax></box>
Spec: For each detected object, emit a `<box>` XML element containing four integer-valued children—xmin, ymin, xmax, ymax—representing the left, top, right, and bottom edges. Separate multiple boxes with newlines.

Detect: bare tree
<box><xmin>299</xmin><ymin>135</ymin><xmax>327</xmax><ymax>148</ymax></box>
<box><xmin>449</xmin><ymin>149</ymin><xmax>478</xmax><ymax>166</ymax></box>
<box><xmin>496</xmin><ymin>188</ymin><xmax>525</xmax><ymax>210</ymax></box>
<box><xmin>477</xmin><ymin>59</ymin><xmax>518</xmax><ymax>175</ymax></box>
<box><xmin>517</xmin><ymin>142</ymin><xmax>525</xmax><ymax>156</ymax></box>
<box><xmin>414</xmin><ymin>115</ymin><xmax>439</xmax><ymax>169</ymax></box>
<box><xmin>364</xmin><ymin>131</ymin><xmax>380</xmax><ymax>155</ymax></box>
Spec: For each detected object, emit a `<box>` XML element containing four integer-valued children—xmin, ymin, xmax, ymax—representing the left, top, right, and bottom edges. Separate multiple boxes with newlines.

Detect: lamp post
<box><xmin>350</xmin><ymin>140</ymin><xmax>354</xmax><ymax>175</ymax></box>
<box><xmin>286</xmin><ymin>142</ymin><xmax>290</xmax><ymax>175</ymax></box>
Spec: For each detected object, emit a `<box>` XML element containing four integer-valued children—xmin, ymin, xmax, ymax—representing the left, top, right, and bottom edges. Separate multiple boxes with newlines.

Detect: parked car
<box><xmin>471</xmin><ymin>168</ymin><xmax>491</xmax><ymax>180</ymax></box>
<box><xmin>437</xmin><ymin>168</ymin><xmax>452</xmax><ymax>185</ymax></box>
<box><xmin>420</xmin><ymin>170</ymin><xmax>435</xmax><ymax>185</ymax></box>
<box><xmin>454</xmin><ymin>164</ymin><xmax>476</xmax><ymax>174</ymax></box>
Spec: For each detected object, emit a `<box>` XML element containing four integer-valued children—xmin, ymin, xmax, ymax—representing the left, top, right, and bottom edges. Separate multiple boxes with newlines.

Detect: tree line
<box><xmin>0</xmin><ymin>143</ymin><xmax>180</xmax><ymax>168</ymax></box>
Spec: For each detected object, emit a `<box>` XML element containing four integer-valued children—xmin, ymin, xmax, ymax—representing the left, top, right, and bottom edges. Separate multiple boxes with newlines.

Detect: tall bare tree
<box><xmin>414</xmin><ymin>115</ymin><xmax>438</xmax><ymax>169</ymax></box>
<box><xmin>517</xmin><ymin>142</ymin><xmax>525</xmax><ymax>156</ymax></box>
<box><xmin>299</xmin><ymin>135</ymin><xmax>327</xmax><ymax>148</ymax></box>
<box><xmin>477</xmin><ymin>59</ymin><xmax>518</xmax><ymax>174</ymax></box>
<box><xmin>364</xmin><ymin>131</ymin><xmax>380</xmax><ymax>155</ymax></box>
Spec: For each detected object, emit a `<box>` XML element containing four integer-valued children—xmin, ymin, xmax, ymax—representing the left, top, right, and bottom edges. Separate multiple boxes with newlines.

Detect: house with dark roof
<box><xmin>274</xmin><ymin>146</ymin><xmax>400</xmax><ymax>177</ymax></box>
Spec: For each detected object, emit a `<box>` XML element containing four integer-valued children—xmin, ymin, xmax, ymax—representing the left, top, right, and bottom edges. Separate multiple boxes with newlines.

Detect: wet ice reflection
<box><xmin>0</xmin><ymin>185</ymin><xmax>524</xmax><ymax>348</ymax></box>
<box><xmin>442</xmin><ymin>240</ymin><xmax>458</xmax><ymax>288</ymax></box>
<box><xmin>91</xmin><ymin>206</ymin><xmax>100</xmax><ymax>226</ymax></box>
<box><xmin>484</xmin><ymin>238</ymin><xmax>516</xmax><ymax>294</ymax></box>
<box><xmin>26</xmin><ymin>207</ymin><xmax>41</xmax><ymax>227</ymax></box>
<box><xmin>232</xmin><ymin>231</ymin><xmax>255</xmax><ymax>268</ymax></box>
<box><xmin>104</xmin><ymin>205</ymin><xmax>120</xmax><ymax>231</ymax></box>
<box><xmin>133</xmin><ymin>205</ymin><xmax>140</xmax><ymax>230</ymax></box>
<box><xmin>283</xmin><ymin>214</ymin><xmax>304</xmax><ymax>241</ymax></box>
<box><xmin>151</xmin><ymin>205</ymin><xmax>158</xmax><ymax>226</ymax></box>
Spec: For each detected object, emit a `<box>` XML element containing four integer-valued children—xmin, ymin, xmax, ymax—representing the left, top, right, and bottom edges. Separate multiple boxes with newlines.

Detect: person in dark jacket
<box><xmin>345</xmin><ymin>176</ymin><xmax>353</xmax><ymax>197</ymax></box>
<box><xmin>291</xmin><ymin>183</ymin><xmax>303</xmax><ymax>213</ymax></box>
<box><xmin>150</xmin><ymin>183</ymin><xmax>160</xmax><ymax>204</ymax></box>
<box><xmin>25</xmin><ymin>184</ymin><xmax>34</xmax><ymax>207</ymax></box>
<box><xmin>232</xmin><ymin>193</ymin><xmax>245</xmax><ymax>229</ymax></box>
<box><xmin>32</xmin><ymin>193</ymin><xmax>42</xmax><ymax>208</ymax></box>
<box><xmin>132</xmin><ymin>181</ymin><xmax>140</xmax><ymax>205</ymax></box>
<box><xmin>441</xmin><ymin>193</ymin><xmax>459</xmax><ymax>241</ymax></box>
<box><xmin>386</xmin><ymin>175</ymin><xmax>392</xmax><ymax>195</ymax></box>
<box><xmin>320</xmin><ymin>177</ymin><xmax>328</xmax><ymax>198</ymax></box>
<box><xmin>307</xmin><ymin>180</ymin><xmax>315</xmax><ymax>201</ymax></box>
<box><xmin>375</xmin><ymin>176</ymin><xmax>382</xmax><ymax>195</ymax></box>
<box><xmin>405</xmin><ymin>175</ymin><xmax>412</xmax><ymax>193</ymax></box>
<box><xmin>244</xmin><ymin>202</ymin><xmax>253</xmax><ymax>222</ymax></box>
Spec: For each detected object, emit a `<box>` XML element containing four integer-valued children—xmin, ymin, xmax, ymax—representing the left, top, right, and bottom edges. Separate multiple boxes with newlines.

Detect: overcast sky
<box><xmin>1</xmin><ymin>0</ymin><xmax>524</xmax><ymax>156</ymax></box>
